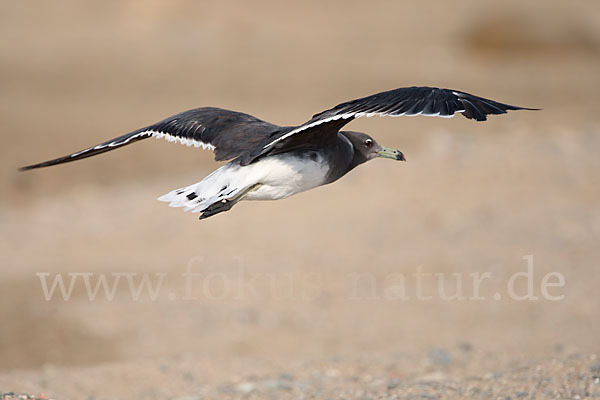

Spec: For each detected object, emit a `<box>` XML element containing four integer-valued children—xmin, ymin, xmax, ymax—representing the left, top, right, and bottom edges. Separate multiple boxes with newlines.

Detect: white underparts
<box><xmin>157</xmin><ymin>153</ymin><xmax>329</xmax><ymax>213</ymax></box>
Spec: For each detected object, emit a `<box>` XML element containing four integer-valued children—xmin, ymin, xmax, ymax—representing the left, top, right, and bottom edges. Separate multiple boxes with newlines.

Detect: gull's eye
<box><xmin>364</xmin><ymin>139</ymin><xmax>373</xmax><ymax>147</ymax></box>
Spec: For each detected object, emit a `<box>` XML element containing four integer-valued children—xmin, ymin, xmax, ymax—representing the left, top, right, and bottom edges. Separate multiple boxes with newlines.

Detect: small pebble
<box><xmin>263</xmin><ymin>379</ymin><xmax>293</xmax><ymax>391</ymax></box>
<box><xmin>236</xmin><ymin>382</ymin><xmax>255</xmax><ymax>394</ymax></box>
<box><xmin>387</xmin><ymin>378</ymin><xmax>401</xmax><ymax>390</ymax></box>
<box><xmin>217</xmin><ymin>383</ymin><xmax>235</xmax><ymax>393</ymax></box>
<box><xmin>428</xmin><ymin>348</ymin><xmax>452</xmax><ymax>367</ymax></box>
<box><xmin>279</xmin><ymin>373</ymin><xmax>294</xmax><ymax>381</ymax></box>
<box><xmin>458</xmin><ymin>342</ymin><xmax>473</xmax><ymax>352</ymax></box>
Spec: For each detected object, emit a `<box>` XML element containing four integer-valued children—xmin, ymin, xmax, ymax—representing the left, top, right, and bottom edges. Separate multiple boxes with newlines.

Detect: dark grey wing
<box><xmin>20</xmin><ymin>107</ymin><xmax>280</xmax><ymax>170</ymax></box>
<box><xmin>260</xmin><ymin>86</ymin><xmax>537</xmax><ymax>153</ymax></box>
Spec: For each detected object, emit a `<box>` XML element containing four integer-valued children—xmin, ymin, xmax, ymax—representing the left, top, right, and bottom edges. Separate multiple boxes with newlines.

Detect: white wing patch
<box><xmin>151</xmin><ymin>130</ymin><xmax>215</xmax><ymax>150</ymax></box>
<box><xmin>263</xmin><ymin>109</ymin><xmax>460</xmax><ymax>150</ymax></box>
<box><xmin>69</xmin><ymin>129</ymin><xmax>215</xmax><ymax>159</ymax></box>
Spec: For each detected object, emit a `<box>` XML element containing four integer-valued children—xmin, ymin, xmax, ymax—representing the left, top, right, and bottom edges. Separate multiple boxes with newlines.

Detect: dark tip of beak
<box><xmin>377</xmin><ymin>147</ymin><xmax>405</xmax><ymax>161</ymax></box>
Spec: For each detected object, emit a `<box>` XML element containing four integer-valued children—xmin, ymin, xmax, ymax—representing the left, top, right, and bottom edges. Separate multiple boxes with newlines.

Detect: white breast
<box><xmin>244</xmin><ymin>152</ymin><xmax>329</xmax><ymax>200</ymax></box>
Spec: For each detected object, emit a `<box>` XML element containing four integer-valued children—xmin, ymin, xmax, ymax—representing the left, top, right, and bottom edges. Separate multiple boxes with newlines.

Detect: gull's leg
<box><xmin>199</xmin><ymin>184</ymin><xmax>262</xmax><ymax>220</ymax></box>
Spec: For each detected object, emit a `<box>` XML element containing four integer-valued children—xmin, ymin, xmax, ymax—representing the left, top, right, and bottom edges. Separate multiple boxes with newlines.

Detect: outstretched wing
<box><xmin>260</xmin><ymin>86</ymin><xmax>537</xmax><ymax>153</ymax></box>
<box><xmin>20</xmin><ymin>107</ymin><xmax>280</xmax><ymax>170</ymax></box>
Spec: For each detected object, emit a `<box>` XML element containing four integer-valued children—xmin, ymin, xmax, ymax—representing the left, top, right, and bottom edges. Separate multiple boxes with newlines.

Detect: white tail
<box><xmin>158</xmin><ymin>163</ymin><xmax>246</xmax><ymax>213</ymax></box>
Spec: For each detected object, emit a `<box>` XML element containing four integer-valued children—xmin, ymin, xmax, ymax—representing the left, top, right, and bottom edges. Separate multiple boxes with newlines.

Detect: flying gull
<box><xmin>20</xmin><ymin>86</ymin><xmax>535</xmax><ymax>219</ymax></box>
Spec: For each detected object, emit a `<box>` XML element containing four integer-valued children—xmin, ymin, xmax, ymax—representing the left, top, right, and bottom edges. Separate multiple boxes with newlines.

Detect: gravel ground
<box><xmin>2</xmin><ymin>352</ymin><xmax>600</xmax><ymax>399</ymax></box>
<box><xmin>0</xmin><ymin>395</ymin><xmax>53</xmax><ymax>400</ymax></box>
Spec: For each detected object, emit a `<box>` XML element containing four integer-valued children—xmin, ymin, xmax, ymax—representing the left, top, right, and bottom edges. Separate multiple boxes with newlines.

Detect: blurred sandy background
<box><xmin>1</xmin><ymin>0</ymin><xmax>599</xmax><ymax>398</ymax></box>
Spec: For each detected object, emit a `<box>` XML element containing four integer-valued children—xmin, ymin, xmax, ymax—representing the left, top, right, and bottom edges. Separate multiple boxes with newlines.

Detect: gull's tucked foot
<box><xmin>199</xmin><ymin>200</ymin><xmax>233</xmax><ymax>220</ymax></box>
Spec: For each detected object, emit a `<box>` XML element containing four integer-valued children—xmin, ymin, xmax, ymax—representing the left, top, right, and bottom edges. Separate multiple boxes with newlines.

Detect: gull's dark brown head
<box><xmin>341</xmin><ymin>131</ymin><xmax>405</xmax><ymax>168</ymax></box>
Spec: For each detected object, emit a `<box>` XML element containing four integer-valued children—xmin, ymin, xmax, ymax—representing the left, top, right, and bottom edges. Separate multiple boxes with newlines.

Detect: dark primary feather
<box><xmin>19</xmin><ymin>128</ymin><xmax>150</xmax><ymax>171</ymax></box>
<box><xmin>20</xmin><ymin>108</ymin><xmax>280</xmax><ymax>171</ymax></box>
<box><xmin>312</xmin><ymin>86</ymin><xmax>533</xmax><ymax>121</ymax></box>
<box><xmin>259</xmin><ymin>86</ymin><xmax>537</xmax><ymax>155</ymax></box>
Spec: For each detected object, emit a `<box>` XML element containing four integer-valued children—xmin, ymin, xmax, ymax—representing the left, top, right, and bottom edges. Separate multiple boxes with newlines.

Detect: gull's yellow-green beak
<box><xmin>377</xmin><ymin>146</ymin><xmax>405</xmax><ymax>161</ymax></box>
